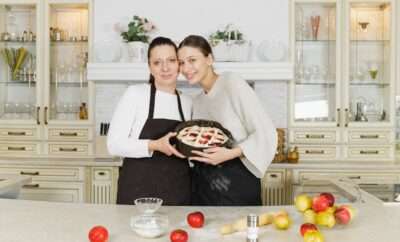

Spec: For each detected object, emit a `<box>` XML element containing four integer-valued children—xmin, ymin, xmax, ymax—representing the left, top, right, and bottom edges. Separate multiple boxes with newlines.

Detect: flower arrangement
<box><xmin>1</xmin><ymin>47</ymin><xmax>28</xmax><ymax>80</ymax></box>
<box><xmin>120</xmin><ymin>15</ymin><xmax>156</xmax><ymax>43</ymax></box>
<box><xmin>209</xmin><ymin>24</ymin><xmax>245</xmax><ymax>47</ymax></box>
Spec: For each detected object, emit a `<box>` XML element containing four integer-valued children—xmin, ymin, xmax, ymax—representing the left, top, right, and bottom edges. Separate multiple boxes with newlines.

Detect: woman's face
<box><xmin>149</xmin><ymin>45</ymin><xmax>179</xmax><ymax>87</ymax></box>
<box><xmin>178</xmin><ymin>46</ymin><xmax>213</xmax><ymax>85</ymax></box>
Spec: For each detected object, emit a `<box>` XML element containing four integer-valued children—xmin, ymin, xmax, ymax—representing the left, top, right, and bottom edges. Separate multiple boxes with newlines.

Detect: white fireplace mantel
<box><xmin>87</xmin><ymin>62</ymin><xmax>293</xmax><ymax>82</ymax></box>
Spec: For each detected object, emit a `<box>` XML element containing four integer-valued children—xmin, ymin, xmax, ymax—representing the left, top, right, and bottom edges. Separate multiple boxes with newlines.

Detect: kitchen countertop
<box><xmin>0</xmin><ymin>199</ymin><xmax>399</xmax><ymax>242</ymax></box>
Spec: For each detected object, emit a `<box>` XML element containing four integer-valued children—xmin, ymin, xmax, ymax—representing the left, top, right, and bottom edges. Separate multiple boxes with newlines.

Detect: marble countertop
<box><xmin>0</xmin><ymin>199</ymin><xmax>399</xmax><ymax>242</ymax></box>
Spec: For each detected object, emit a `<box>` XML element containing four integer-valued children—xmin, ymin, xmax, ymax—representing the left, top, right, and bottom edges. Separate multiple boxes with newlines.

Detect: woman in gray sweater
<box><xmin>178</xmin><ymin>35</ymin><xmax>277</xmax><ymax>206</ymax></box>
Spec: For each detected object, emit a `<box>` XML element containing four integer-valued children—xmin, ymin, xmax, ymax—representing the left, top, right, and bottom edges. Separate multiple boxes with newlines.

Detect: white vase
<box><xmin>127</xmin><ymin>41</ymin><xmax>148</xmax><ymax>62</ymax></box>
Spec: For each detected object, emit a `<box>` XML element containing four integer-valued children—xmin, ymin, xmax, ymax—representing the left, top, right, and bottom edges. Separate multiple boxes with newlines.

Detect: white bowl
<box><xmin>134</xmin><ymin>197</ymin><xmax>163</xmax><ymax>214</ymax></box>
<box><xmin>130</xmin><ymin>214</ymin><xmax>169</xmax><ymax>238</ymax></box>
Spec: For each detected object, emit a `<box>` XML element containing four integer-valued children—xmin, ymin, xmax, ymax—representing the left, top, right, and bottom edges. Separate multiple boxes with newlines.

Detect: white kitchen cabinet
<box><xmin>0</xmin><ymin>0</ymin><xmax>94</xmax><ymax>158</ymax></box>
<box><xmin>89</xmin><ymin>166</ymin><xmax>118</xmax><ymax>204</ymax></box>
<box><xmin>289</xmin><ymin>0</ymin><xmax>397</xmax><ymax>161</ymax></box>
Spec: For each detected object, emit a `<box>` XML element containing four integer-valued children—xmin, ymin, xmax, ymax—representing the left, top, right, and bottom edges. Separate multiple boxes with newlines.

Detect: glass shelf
<box><xmin>0</xmin><ymin>81</ymin><xmax>36</xmax><ymax>85</ymax></box>
<box><xmin>296</xmin><ymin>39</ymin><xmax>336</xmax><ymax>42</ymax></box>
<box><xmin>0</xmin><ymin>40</ymin><xmax>36</xmax><ymax>44</ymax></box>
<box><xmin>50</xmin><ymin>81</ymin><xmax>88</xmax><ymax>87</ymax></box>
<box><xmin>350</xmin><ymin>39</ymin><xmax>390</xmax><ymax>42</ymax></box>
<box><xmin>296</xmin><ymin>81</ymin><xmax>336</xmax><ymax>86</ymax></box>
<box><xmin>349</xmin><ymin>81</ymin><xmax>390</xmax><ymax>87</ymax></box>
<box><xmin>51</xmin><ymin>40</ymin><xmax>87</xmax><ymax>45</ymax></box>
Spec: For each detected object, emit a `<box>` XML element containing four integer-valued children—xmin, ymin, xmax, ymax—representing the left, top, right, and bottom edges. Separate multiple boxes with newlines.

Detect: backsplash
<box><xmin>95</xmin><ymin>81</ymin><xmax>288</xmax><ymax>135</ymax></box>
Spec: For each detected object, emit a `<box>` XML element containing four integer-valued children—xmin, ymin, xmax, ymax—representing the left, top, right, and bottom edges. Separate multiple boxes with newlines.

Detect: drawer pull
<box><xmin>59</xmin><ymin>132</ymin><xmax>78</xmax><ymax>137</ymax></box>
<box><xmin>360</xmin><ymin>150</ymin><xmax>379</xmax><ymax>155</ymax></box>
<box><xmin>360</xmin><ymin>135</ymin><xmax>379</xmax><ymax>139</ymax></box>
<box><xmin>348</xmin><ymin>176</ymin><xmax>361</xmax><ymax>179</ymax></box>
<box><xmin>20</xmin><ymin>171</ymin><xmax>39</xmax><ymax>175</ymax></box>
<box><xmin>98</xmin><ymin>172</ymin><xmax>106</xmax><ymax>176</ymax></box>
<box><xmin>59</xmin><ymin>147</ymin><xmax>78</xmax><ymax>152</ymax></box>
<box><xmin>23</xmin><ymin>184</ymin><xmax>40</xmax><ymax>188</ymax></box>
<box><xmin>36</xmin><ymin>107</ymin><xmax>40</xmax><ymax>125</ymax></box>
<box><xmin>7</xmin><ymin>131</ymin><xmax>26</xmax><ymax>136</ymax></box>
<box><xmin>305</xmin><ymin>150</ymin><xmax>325</xmax><ymax>154</ymax></box>
<box><xmin>269</xmin><ymin>174</ymin><xmax>278</xmax><ymax>178</ymax></box>
<box><xmin>305</xmin><ymin>134</ymin><xmax>325</xmax><ymax>139</ymax></box>
<box><xmin>7</xmin><ymin>146</ymin><xmax>26</xmax><ymax>151</ymax></box>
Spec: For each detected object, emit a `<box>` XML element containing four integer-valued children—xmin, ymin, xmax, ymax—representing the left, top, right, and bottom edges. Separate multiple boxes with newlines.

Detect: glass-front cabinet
<box><xmin>289</xmin><ymin>0</ymin><xmax>396</xmax><ymax>162</ymax></box>
<box><xmin>0</xmin><ymin>0</ymin><xmax>92</xmax><ymax>157</ymax></box>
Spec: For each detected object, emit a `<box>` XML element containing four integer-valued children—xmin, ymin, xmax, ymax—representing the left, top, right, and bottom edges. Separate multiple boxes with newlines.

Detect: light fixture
<box><xmin>358</xmin><ymin>22</ymin><xmax>369</xmax><ymax>32</ymax></box>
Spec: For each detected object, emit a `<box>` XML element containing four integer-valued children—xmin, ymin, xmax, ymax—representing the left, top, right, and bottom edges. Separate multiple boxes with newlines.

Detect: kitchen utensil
<box><xmin>130</xmin><ymin>214</ymin><xmax>169</xmax><ymax>238</ymax></box>
<box><xmin>134</xmin><ymin>197</ymin><xmax>163</xmax><ymax>214</ymax></box>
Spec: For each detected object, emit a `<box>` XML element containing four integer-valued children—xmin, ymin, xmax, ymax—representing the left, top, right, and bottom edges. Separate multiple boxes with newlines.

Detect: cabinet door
<box><xmin>344</xmin><ymin>0</ymin><xmax>395</xmax><ymax>128</ymax></box>
<box><xmin>0</xmin><ymin>1</ymin><xmax>42</xmax><ymax>126</ymax></box>
<box><xmin>290</xmin><ymin>0</ymin><xmax>341</xmax><ymax>127</ymax></box>
<box><xmin>19</xmin><ymin>181</ymin><xmax>84</xmax><ymax>203</ymax></box>
<box><xmin>43</xmin><ymin>0</ymin><xmax>92</xmax><ymax>126</ymax></box>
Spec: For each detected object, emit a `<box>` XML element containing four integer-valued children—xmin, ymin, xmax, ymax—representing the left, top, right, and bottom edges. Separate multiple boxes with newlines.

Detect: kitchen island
<box><xmin>0</xmin><ymin>198</ymin><xmax>399</xmax><ymax>242</ymax></box>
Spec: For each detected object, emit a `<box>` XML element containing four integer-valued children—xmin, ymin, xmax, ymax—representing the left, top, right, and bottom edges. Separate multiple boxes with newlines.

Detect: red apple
<box><xmin>312</xmin><ymin>195</ymin><xmax>330</xmax><ymax>212</ymax></box>
<box><xmin>334</xmin><ymin>206</ymin><xmax>353</xmax><ymax>224</ymax></box>
<box><xmin>300</xmin><ymin>223</ymin><xmax>318</xmax><ymax>237</ymax></box>
<box><xmin>88</xmin><ymin>225</ymin><xmax>108</xmax><ymax>242</ymax></box>
<box><xmin>320</xmin><ymin>192</ymin><xmax>335</xmax><ymax>207</ymax></box>
<box><xmin>170</xmin><ymin>229</ymin><xmax>188</xmax><ymax>242</ymax></box>
<box><xmin>187</xmin><ymin>211</ymin><xmax>205</xmax><ymax>228</ymax></box>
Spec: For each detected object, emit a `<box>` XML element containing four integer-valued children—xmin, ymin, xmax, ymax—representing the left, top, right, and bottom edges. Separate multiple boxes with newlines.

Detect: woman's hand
<box><xmin>190</xmin><ymin>147</ymin><xmax>242</xmax><ymax>166</ymax></box>
<box><xmin>149</xmin><ymin>132</ymin><xmax>185</xmax><ymax>158</ymax></box>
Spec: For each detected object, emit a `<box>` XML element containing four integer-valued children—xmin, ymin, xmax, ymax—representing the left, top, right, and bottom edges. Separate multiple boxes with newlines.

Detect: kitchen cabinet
<box><xmin>289</xmin><ymin>0</ymin><xmax>396</xmax><ymax>161</ymax></box>
<box><xmin>261</xmin><ymin>168</ymin><xmax>292</xmax><ymax>205</ymax></box>
<box><xmin>0</xmin><ymin>0</ymin><xmax>94</xmax><ymax>158</ymax></box>
<box><xmin>89</xmin><ymin>166</ymin><xmax>119</xmax><ymax>204</ymax></box>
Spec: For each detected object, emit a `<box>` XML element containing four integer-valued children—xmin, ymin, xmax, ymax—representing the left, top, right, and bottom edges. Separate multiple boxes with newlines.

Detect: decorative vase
<box><xmin>127</xmin><ymin>41</ymin><xmax>148</xmax><ymax>62</ymax></box>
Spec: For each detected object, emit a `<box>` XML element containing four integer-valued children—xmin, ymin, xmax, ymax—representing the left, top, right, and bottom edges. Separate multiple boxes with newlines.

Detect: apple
<box><xmin>320</xmin><ymin>193</ymin><xmax>335</xmax><ymax>207</ymax></box>
<box><xmin>88</xmin><ymin>225</ymin><xmax>108</xmax><ymax>242</ymax></box>
<box><xmin>295</xmin><ymin>194</ymin><xmax>312</xmax><ymax>212</ymax></box>
<box><xmin>304</xmin><ymin>230</ymin><xmax>324</xmax><ymax>242</ymax></box>
<box><xmin>325</xmin><ymin>206</ymin><xmax>336</xmax><ymax>214</ymax></box>
<box><xmin>316</xmin><ymin>211</ymin><xmax>336</xmax><ymax>228</ymax></box>
<box><xmin>170</xmin><ymin>229</ymin><xmax>188</xmax><ymax>242</ymax></box>
<box><xmin>273</xmin><ymin>214</ymin><xmax>291</xmax><ymax>230</ymax></box>
<box><xmin>303</xmin><ymin>209</ymin><xmax>317</xmax><ymax>224</ymax></box>
<box><xmin>300</xmin><ymin>223</ymin><xmax>318</xmax><ymax>237</ymax></box>
<box><xmin>187</xmin><ymin>211</ymin><xmax>205</xmax><ymax>228</ymax></box>
<box><xmin>312</xmin><ymin>195</ymin><xmax>330</xmax><ymax>212</ymax></box>
<box><xmin>335</xmin><ymin>205</ymin><xmax>354</xmax><ymax>224</ymax></box>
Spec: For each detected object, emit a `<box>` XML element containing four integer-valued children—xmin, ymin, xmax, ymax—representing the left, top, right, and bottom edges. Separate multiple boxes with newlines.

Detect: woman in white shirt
<box><xmin>107</xmin><ymin>37</ymin><xmax>192</xmax><ymax>205</ymax></box>
<box><xmin>178</xmin><ymin>35</ymin><xmax>277</xmax><ymax>206</ymax></box>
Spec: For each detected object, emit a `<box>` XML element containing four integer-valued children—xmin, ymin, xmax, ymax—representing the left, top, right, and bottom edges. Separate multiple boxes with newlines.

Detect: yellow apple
<box><xmin>273</xmin><ymin>214</ymin><xmax>291</xmax><ymax>230</ymax></box>
<box><xmin>303</xmin><ymin>209</ymin><xmax>317</xmax><ymax>224</ymax></box>
<box><xmin>295</xmin><ymin>194</ymin><xmax>313</xmax><ymax>212</ymax></box>
<box><xmin>304</xmin><ymin>230</ymin><xmax>324</xmax><ymax>242</ymax></box>
<box><xmin>325</xmin><ymin>206</ymin><xmax>336</xmax><ymax>214</ymax></box>
<box><xmin>316</xmin><ymin>211</ymin><xmax>336</xmax><ymax>228</ymax></box>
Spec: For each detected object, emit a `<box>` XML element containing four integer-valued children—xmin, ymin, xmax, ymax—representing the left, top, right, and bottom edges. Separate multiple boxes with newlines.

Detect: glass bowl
<box><xmin>130</xmin><ymin>214</ymin><xmax>169</xmax><ymax>238</ymax></box>
<box><xmin>134</xmin><ymin>197</ymin><xmax>163</xmax><ymax>214</ymax></box>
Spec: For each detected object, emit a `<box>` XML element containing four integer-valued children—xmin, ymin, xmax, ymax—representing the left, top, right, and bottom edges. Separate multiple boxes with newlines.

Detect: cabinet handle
<box><xmin>59</xmin><ymin>132</ymin><xmax>78</xmax><ymax>137</ymax></box>
<box><xmin>305</xmin><ymin>134</ymin><xmax>325</xmax><ymax>139</ymax></box>
<box><xmin>36</xmin><ymin>107</ymin><xmax>40</xmax><ymax>125</ymax></box>
<box><xmin>360</xmin><ymin>134</ymin><xmax>379</xmax><ymax>139</ymax></box>
<box><xmin>59</xmin><ymin>147</ymin><xmax>78</xmax><ymax>152</ymax></box>
<box><xmin>98</xmin><ymin>172</ymin><xmax>106</xmax><ymax>176</ymax></box>
<box><xmin>20</xmin><ymin>171</ymin><xmax>39</xmax><ymax>175</ymax></box>
<box><xmin>7</xmin><ymin>131</ymin><xmax>26</xmax><ymax>136</ymax></box>
<box><xmin>348</xmin><ymin>176</ymin><xmax>361</xmax><ymax>179</ymax></box>
<box><xmin>44</xmin><ymin>106</ymin><xmax>48</xmax><ymax>125</ymax></box>
<box><xmin>336</xmin><ymin>108</ymin><xmax>340</xmax><ymax>127</ymax></box>
<box><xmin>360</xmin><ymin>150</ymin><xmax>379</xmax><ymax>154</ymax></box>
<box><xmin>305</xmin><ymin>150</ymin><xmax>325</xmax><ymax>154</ymax></box>
<box><xmin>344</xmin><ymin>108</ymin><xmax>349</xmax><ymax>127</ymax></box>
<box><xmin>269</xmin><ymin>174</ymin><xmax>278</xmax><ymax>178</ymax></box>
<box><xmin>7</xmin><ymin>146</ymin><xmax>26</xmax><ymax>151</ymax></box>
<box><xmin>23</xmin><ymin>184</ymin><xmax>40</xmax><ymax>188</ymax></box>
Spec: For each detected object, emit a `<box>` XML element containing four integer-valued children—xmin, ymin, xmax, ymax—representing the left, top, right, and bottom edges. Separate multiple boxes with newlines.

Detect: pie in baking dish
<box><xmin>176</xmin><ymin>125</ymin><xmax>229</xmax><ymax>148</ymax></box>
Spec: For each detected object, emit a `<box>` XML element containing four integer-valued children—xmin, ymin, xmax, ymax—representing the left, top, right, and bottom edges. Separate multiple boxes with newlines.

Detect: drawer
<box><xmin>19</xmin><ymin>181</ymin><xmax>85</xmax><ymax>203</ymax></box>
<box><xmin>0</xmin><ymin>166</ymin><xmax>84</xmax><ymax>181</ymax></box>
<box><xmin>293</xmin><ymin>171</ymin><xmax>399</xmax><ymax>184</ymax></box>
<box><xmin>346</xmin><ymin>130</ymin><xmax>394</xmax><ymax>144</ymax></box>
<box><xmin>295</xmin><ymin>145</ymin><xmax>339</xmax><ymax>161</ymax></box>
<box><xmin>0</xmin><ymin>127</ymin><xmax>39</xmax><ymax>140</ymax></box>
<box><xmin>47</xmin><ymin>143</ymin><xmax>92</xmax><ymax>156</ymax></box>
<box><xmin>93</xmin><ymin>169</ymin><xmax>111</xmax><ymax>181</ymax></box>
<box><xmin>0</xmin><ymin>142</ymin><xmax>40</xmax><ymax>156</ymax></box>
<box><xmin>345</xmin><ymin>146</ymin><xmax>394</xmax><ymax>161</ymax></box>
<box><xmin>290</xmin><ymin>130</ymin><xmax>338</xmax><ymax>144</ymax></box>
<box><xmin>46</xmin><ymin>127</ymin><xmax>92</xmax><ymax>141</ymax></box>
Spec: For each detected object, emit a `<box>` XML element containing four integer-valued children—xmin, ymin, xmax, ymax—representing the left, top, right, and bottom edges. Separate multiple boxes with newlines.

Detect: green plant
<box><xmin>120</xmin><ymin>15</ymin><xmax>156</xmax><ymax>43</ymax></box>
<box><xmin>209</xmin><ymin>24</ymin><xmax>245</xmax><ymax>46</ymax></box>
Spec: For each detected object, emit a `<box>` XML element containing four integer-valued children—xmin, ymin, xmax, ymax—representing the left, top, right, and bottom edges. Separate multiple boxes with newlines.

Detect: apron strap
<box><xmin>175</xmin><ymin>90</ymin><xmax>186</xmax><ymax>122</ymax></box>
<box><xmin>148</xmin><ymin>83</ymin><xmax>185</xmax><ymax>121</ymax></box>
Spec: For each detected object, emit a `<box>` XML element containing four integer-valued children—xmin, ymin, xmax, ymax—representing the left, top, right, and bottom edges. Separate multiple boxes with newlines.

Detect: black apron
<box><xmin>117</xmin><ymin>84</ymin><xmax>191</xmax><ymax>205</ymax></box>
<box><xmin>191</xmin><ymin>157</ymin><xmax>261</xmax><ymax>206</ymax></box>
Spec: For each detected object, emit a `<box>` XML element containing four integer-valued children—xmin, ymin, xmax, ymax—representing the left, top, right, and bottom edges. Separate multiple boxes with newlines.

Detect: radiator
<box><xmin>263</xmin><ymin>185</ymin><xmax>286</xmax><ymax>206</ymax></box>
<box><xmin>91</xmin><ymin>181</ymin><xmax>112</xmax><ymax>204</ymax></box>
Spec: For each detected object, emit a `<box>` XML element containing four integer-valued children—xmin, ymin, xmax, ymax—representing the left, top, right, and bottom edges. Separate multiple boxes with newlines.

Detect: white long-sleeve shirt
<box><xmin>192</xmin><ymin>72</ymin><xmax>278</xmax><ymax>178</ymax></box>
<box><xmin>107</xmin><ymin>84</ymin><xmax>192</xmax><ymax>158</ymax></box>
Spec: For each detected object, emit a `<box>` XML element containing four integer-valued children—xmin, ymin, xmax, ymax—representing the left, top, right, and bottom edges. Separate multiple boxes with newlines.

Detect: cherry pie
<box><xmin>177</xmin><ymin>125</ymin><xmax>229</xmax><ymax>148</ymax></box>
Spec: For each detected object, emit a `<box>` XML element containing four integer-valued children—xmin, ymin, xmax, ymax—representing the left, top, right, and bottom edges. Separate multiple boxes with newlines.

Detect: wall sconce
<box><xmin>358</xmin><ymin>22</ymin><xmax>369</xmax><ymax>32</ymax></box>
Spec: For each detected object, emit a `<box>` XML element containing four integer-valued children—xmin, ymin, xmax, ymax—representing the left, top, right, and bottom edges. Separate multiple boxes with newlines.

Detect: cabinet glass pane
<box><xmin>0</xmin><ymin>4</ymin><xmax>37</xmax><ymax>121</ymax></box>
<box><xmin>349</xmin><ymin>2</ymin><xmax>391</xmax><ymax>123</ymax></box>
<box><xmin>48</xmin><ymin>3</ymin><xmax>88</xmax><ymax>121</ymax></box>
<box><xmin>294</xmin><ymin>2</ymin><xmax>336</xmax><ymax>123</ymax></box>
